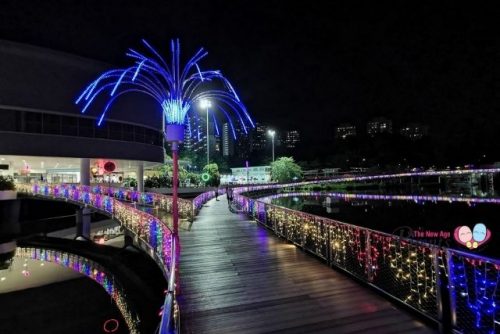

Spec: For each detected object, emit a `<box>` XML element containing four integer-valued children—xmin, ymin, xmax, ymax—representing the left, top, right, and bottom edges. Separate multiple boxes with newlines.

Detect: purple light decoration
<box><xmin>259</xmin><ymin>192</ymin><xmax>500</xmax><ymax>206</ymax></box>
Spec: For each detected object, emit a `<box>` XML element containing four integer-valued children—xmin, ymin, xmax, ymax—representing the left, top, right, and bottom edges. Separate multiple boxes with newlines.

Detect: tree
<box><xmin>270</xmin><ymin>157</ymin><xmax>302</xmax><ymax>183</ymax></box>
<box><xmin>202</xmin><ymin>163</ymin><xmax>221</xmax><ymax>187</ymax></box>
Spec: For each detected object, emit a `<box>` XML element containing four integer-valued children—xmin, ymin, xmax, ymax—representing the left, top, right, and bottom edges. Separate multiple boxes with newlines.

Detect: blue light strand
<box><xmin>449</xmin><ymin>255</ymin><xmax>499</xmax><ymax>333</ymax></box>
<box><xmin>76</xmin><ymin>39</ymin><xmax>254</xmax><ymax>135</ymax></box>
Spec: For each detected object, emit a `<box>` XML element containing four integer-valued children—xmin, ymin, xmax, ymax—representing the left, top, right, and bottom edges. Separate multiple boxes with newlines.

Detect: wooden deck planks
<box><xmin>178</xmin><ymin>199</ymin><xmax>437</xmax><ymax>334</ymax></box>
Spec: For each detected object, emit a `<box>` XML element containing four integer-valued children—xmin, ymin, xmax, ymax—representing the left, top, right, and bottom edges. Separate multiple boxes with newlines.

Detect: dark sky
<box><xmin>0</xmin><ymin>1</ymin><xmax>497</xmax><ymax>154</ymax></box>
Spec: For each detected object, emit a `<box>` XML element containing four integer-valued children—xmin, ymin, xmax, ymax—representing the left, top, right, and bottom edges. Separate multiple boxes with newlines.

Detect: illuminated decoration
<box><xmin>17</xmin><ymin>183</ymin><xmax>222</xmax><ymax>224</ymax></box>
<box><xmin>103</xmin><ymin>319</ymin><xmax>120</xmax><ymax>333</ymax></box>
<box><xmin>201</xmin><ymin>172</ymin><xmax>210</xmax><ymax>182</ymax></box>
<box><xmin>230</xmin><ymin>168</ymin><xmax>500</xmax><ymax>199</ymax></box>
<box><xmin>75</xmin><ymin>39</ymin><xmax>254</xmax><ymax>137</ymax></box>
<box><xmin>448</xmin><ymin>252</ymin><xmax>500</xmax><ymax>334</ymax></box>
<box><xmin>16</xmin><ymin>247</ymin><xmax>140</xmax><ymax>334</ymax></box>
<box><xmin>233</xmin><ymin>182</ymin><xmax>499</xmax><ymax>333</ymax></box>
<box><xmin>17</xmin><ymin>183</ymin><xmax>173</xmax><ymax>271</ymax></box>
<box><xmin>75</xmin><ymin>39</ymin><xmax>254</xmax><ymax>297</ymax></box>
<box><xmin>16</xmin><ymin>182</ymin><xmax>223</xmax><ymax>333</ymax></box>
<box><xmin>259</xmin><ymin>191</ymin><xmax>500</xmax><ymax>206</ymax></box>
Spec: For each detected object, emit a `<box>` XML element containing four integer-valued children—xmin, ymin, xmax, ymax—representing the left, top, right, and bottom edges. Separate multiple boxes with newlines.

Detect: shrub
<box><xmin>0</xmin><ymin>176</ymin><xmax>15</xmax><ymax>191</ymax></box>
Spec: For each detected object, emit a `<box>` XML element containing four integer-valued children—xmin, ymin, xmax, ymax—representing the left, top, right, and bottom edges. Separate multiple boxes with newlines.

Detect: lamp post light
<box><xmin>268</xmin><ymin>129</ymin><xmax>275</xmax><ymax>162</ymax></box>
<box><xmin>199</xmin><ymin>99</ymin><xmax>212</xmax><ymax>166</ymax></box>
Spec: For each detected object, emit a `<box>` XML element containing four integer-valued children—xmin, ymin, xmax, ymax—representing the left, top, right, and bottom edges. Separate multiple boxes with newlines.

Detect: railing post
<box><xmin>365</xmin><ymin>230</ymin><xmax>373</xmax><ymax>282</ymax></box>
<box><xmin>301</xmin><ymin>217</ymin><xmax>306</xmax><ymax>249</ymax></box>
<box><xmin>445</xmin><ymin>249</ymin><xmax>457</xmax><ymax>331</ymax></box>
<box><xmin>432</xmin><ymin>247</ymin><xmax>448</xmax><ymax>333</ymax></box>
<box><xmin>326</xmin><ymin>223</ymin><xmax>332</xmax><ymax>266</ymax></box>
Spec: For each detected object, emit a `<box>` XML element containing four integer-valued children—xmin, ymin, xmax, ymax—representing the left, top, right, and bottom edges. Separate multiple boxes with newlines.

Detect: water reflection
<box><xmin>263</xmin><ymin>192</ymin><xmax>499</xmax><ymax>258</ymax></box>
<box><xmin>0</xmin><ymin>247</ymin><xmax>140</xmax><ymax>333</ymax></box>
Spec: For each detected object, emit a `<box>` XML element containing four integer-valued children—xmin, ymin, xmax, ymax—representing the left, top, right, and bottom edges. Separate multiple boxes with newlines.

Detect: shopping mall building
<box><xmin>0</xmin><ymin>39</ymin><xmax>165</xmax><ymax>190</ymax></box>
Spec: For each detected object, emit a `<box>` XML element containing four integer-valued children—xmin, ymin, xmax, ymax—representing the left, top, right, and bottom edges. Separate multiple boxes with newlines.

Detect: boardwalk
<box><xmin>178</xmin><ymin>199</ymin><xmax>437</xmax><ymax>334</ymax></box>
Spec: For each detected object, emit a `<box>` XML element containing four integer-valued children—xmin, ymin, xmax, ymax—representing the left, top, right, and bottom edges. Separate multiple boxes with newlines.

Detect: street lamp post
<box><xmin>200</xmin><ymin>99</ymin><xmax>212</xmax><ymax>166</ymax></box>
<box><xmin>268</xmin><ymin>129</ymin><xmax>276</xmax><ymax>162</ymax></box>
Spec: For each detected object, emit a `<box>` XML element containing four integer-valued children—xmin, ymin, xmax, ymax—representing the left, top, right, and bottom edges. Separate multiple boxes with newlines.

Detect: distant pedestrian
<box><xmin>227</xmin><ymin>187</ymin><xmax>233</xmax><ymax>206</ymax></box>
<box><xmin>215</xmin><ymin>187</ymin><xmax>219</xmax><ymax>201</ymax></box>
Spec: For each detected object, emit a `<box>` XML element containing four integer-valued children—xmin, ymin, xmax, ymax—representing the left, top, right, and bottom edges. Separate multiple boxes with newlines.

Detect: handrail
<box><xmin>16</xmin><ymin>182</ymin><xmax>223</xmax><ymax>334</ymax></box>
<box><xmin>16</xmin><ymin>247</ymin><xmax>141</xmax><ymax>333</ymax></box>
<box><xmin>234</xmin><ymin>186</ymin><xmax>499</xmax><ymax>334</ymax></box>
<box><xmin>159</xmin><ymin>235</ymin><xmax>179</xmax><ymax>334</ymax></box>
<box><xmin>230</xmin><ymin>167</ymin><xmax>500</xmax><ymax>195</ymax></box>
<box><xmin>258</xmin><ymin>191</ymin><xmax>500</xmax><ymax>205</ymax></box>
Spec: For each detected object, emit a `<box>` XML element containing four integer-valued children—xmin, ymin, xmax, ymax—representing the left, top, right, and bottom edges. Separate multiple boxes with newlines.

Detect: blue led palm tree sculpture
<box><xmin>75</xmin><ymin>39</ymin><xmax>254</xmax><ymax>272</ymax></box>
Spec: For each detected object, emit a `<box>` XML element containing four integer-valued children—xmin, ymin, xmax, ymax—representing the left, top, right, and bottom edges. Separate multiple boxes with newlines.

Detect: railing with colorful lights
<box><xmin>231</xmin><ymin>167</ymin><xmax>500</xmax><ymax>197</ymax></box>
<box><xmin>16</xmin><ymin>183</ymin><xmax>182</xmax><ymax>334</ymax></box>
<box><xmin>16</xmin><ymin>247</ymin><xmax>140</xmax><ymax>334</ymax></box>
<box><xmin>233</xmin><ymin>189</ymin><xmax>499</xmax><ymax>334</ymax></box>
<box><xmin>16</xmin><ymin>182</ymin><xmax>223</xmax><ymax>334</ymax></box>
<box><xmin>17</xmin><ymin>183</ymin><xmax>173</xmax><ymax>271</ymax></box>
<box><xmin>259</xmin><ymin>191</ymin><xmax>500</xmax><ymax>205</ymax></box>
<box><xmin>87</xmin><ymin>185</ymin><xmax>196</xmax><ymax>220</ymax></box>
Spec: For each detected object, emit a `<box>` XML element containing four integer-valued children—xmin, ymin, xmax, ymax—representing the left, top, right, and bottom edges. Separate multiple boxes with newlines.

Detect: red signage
<box><xmin>104</xmin><ymin>161</ymin><xmax>116</xmax><ymax>173</ymax></box>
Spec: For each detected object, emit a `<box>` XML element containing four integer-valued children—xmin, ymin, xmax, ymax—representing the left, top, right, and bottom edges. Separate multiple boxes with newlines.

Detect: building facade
<box><xmin>335</xmin><ymin>123</ymin><xmax>357</xmax><ymax>139</ymax></box>
<box><xmin>367</xmin><ymin>117</ymin><xmax>393</xmax><ymax>136</ymax></box>
<box><xmin>0</xmin><ymin>39</ymin><xmax>165</xmax><ymax>190</ymax></box>
<box><xmin>400</xmin><ymin>123</ymin><xmax>429</xmax><ymax>140</ymax></box>
<box><xmin>283</xmin><ymin>130</ymin><xmax>300</xmax><ymax>148</ymax></box>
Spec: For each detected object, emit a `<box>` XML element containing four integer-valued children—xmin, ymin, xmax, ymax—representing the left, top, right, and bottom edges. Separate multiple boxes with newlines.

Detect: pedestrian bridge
<box><xmin>16</xmin><ymin>168</ymin><xmax>500</xmax><ymax>333</ymax></box>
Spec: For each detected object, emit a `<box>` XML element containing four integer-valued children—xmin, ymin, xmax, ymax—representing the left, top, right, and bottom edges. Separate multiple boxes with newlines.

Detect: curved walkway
<box><xmin>18</xmin><ymin>237</ymin><xmax>167</xmax><ymax>334</ymax></box>
<box><xmin>178</xmin><ymin>199</ymin><xmax>437</xmax><ymax>334</ymax></box>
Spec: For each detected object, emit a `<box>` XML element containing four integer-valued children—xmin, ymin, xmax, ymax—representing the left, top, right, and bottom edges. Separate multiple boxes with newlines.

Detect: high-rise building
<box><xmin>335</xmin><ymin>124</ymin><xmax>356</xmax><ymax>139</ymax></box>
<box><xmin>222</xmin><ymin>123</ymin><xmax>235</xmax><ymax>157</ymax></box>
<box><xmin>250</xmin><ymin>123</ymin><xmax>268</xmax><ymax>151</ymax></box>
<box><xmin>185</xmin><ymin>113</ymin><xmax>218</xmax><ymax>159</ymax></box>
<box><xmin>367</xmin><ymin>117</ymin><xmax>393</xmax><ymax>136</ymax></box>
<box><xmin>234</xmin><ymin>120</ymin><xmax>251</xmax><ymax>159</ymax></box>
<box><xmin>400</xmin><ymin>123</ymin><xmax>429</xmax><ymax>140</ymax></box>
<box><xmin>283</xmin><ymin>130</ymin><xmax>300</xmax><ymax>148</ymax></box>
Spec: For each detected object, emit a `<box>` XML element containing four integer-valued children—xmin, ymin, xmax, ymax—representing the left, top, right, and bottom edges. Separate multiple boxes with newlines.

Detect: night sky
<box><xmin>0</xmin><ymin>2</ymin><xmax>497</xmax><ymax>163</ymax></box>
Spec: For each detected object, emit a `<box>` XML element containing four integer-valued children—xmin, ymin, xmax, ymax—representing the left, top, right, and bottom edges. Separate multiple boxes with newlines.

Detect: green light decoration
<box><xmin>201</xmin><ymin>173</ymin><xmax>210</xmax><ymax>182</ymax></box>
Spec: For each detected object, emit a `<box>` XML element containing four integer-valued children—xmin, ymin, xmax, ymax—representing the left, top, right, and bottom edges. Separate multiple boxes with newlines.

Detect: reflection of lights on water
<box><xmin>21</xmin><ymin>270</ymin><xmax>30</xmax><ymax>277</ymax></box>
<box><xmin>293</xmin><ymin>197</ymin><xmax>300</xmax><ymax>202</ymax></box>
<box><xmin>103</xmin><ymin>318</ymin><xmax>120</xmax><ymax>333</ymax></box>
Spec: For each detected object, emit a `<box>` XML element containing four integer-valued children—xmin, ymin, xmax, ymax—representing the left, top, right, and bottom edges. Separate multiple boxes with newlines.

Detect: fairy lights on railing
<box><xmin>234</xmin><ymin>184</ymin><xmax>499</xmax><ymax>333</ymax></box>
<box><xmin>231</xmin><ymin>168</ymin><xmax>500</xmax><ymax>198</ymax></box>
<box><xmin>259</xmin><ymin>191</ymin><xmax>500</xmax><ymax>205</ymax></box>
<box><xmin>17</xmin><ymin>182</ymin><xmax>221</xmax><ymax>334</ymax></box>
<box><xmin>448</xmin><ymin>252</ymin><xmax>500</xmax><ymax>334</ymax></box>
<box><xmin>17</xmin><ymin>183</ymin><xmax>173</xmax><ymax>271</ymax></box>
<box><xmin>16</xmin><ymin>247</ymin><xmax>140</xmax><ymax>334</ymax></box>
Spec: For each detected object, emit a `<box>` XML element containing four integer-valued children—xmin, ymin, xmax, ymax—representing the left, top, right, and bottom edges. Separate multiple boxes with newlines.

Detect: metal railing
<box><xmin>16</xmin><ymin>183</ymin><xmax>224</xmax><ymax>334</ymax></box>
<box><xmin>16</xmin><ymin>247</ymin><xmax>141</xmax><ymax>333</ymax></box>
<box><xmin>234</xmin><ymin>189</ymin><xmax>500</xmax><ymax>334</ymax></box>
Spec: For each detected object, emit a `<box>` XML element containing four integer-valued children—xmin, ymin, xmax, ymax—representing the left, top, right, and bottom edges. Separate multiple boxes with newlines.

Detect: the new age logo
<box><xmin>453</xmin><ymin>223</ymin><xmax>491</xmax><ymax>250</ymax></box>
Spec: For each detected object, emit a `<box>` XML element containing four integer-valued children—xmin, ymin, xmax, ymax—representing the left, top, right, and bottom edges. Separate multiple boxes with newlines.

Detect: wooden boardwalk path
<box><xmin>178</xmin><ymin>199</ymin><xmax>437</xmax><ymax>334</ymax></box>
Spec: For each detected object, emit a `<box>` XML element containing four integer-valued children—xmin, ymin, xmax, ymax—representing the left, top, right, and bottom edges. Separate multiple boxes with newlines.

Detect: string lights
<box><xmin>234</xmin><ymin>185</ymin><xmax>499</xmax><ymax>333</ymax></box>
<box><xmin>16</xmin><ymin>247</ymin><xmax>140</xmax><ymax>334</ymax></box>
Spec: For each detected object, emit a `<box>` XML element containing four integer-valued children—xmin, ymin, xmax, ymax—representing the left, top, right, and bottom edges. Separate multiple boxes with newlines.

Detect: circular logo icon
<box><xmin>104</xmin><ymin>161</ymin><xmax>116</xmax><ymax>173</ymax></box>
